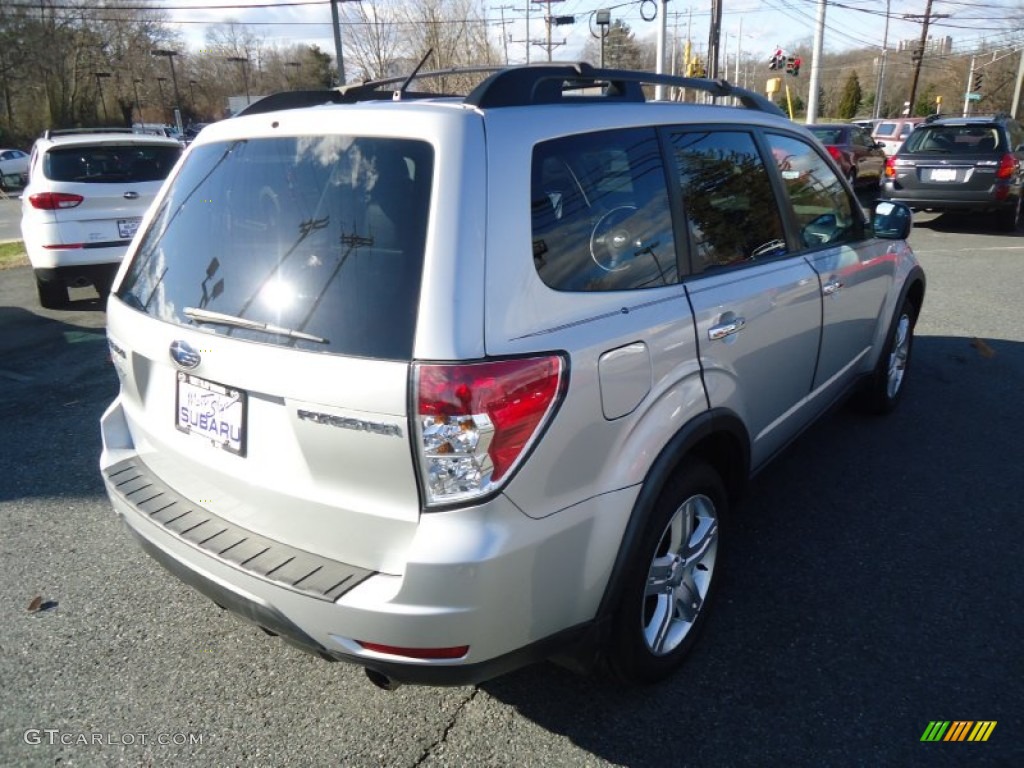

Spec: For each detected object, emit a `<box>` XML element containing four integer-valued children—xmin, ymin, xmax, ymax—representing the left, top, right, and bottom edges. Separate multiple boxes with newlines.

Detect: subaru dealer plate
<box><xmin>118</xmin><ymin>217</ymin><xmax>142</xmax><ymax>239</ymax></box>
<box><xmin>175</xmin><ymin>372</ymin><xmax>247</xmax><ymax>455</ymax></box>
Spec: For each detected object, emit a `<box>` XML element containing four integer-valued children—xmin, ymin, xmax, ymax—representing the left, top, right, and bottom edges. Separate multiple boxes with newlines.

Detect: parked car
<box><xmin>880</xmin><ymin>114</ymin><xmax>1024</xmax><ymax>230</ymax></box>
<box><xmin>807</xmin><ymin>122</ymin><xmax>887</xmax><ymax>187</ymax></box>
<box><xmin>0</xmin><ymin>147</ymin><xmax>29</xmax><ymax>190</ymax></box>
<box><xmin>100</xmin><ymin>64</ymin><xmax>924</xmax><ymax>689</ymax></box>
<box><xmin>872</xmin><ymin>117</ymin><xmax>924</xmax><ymax>156</ymax></box>
<box><xmin>20</xmin><ymin>128</ymin><xmax>182</xmax><ymax>307</ymax></box>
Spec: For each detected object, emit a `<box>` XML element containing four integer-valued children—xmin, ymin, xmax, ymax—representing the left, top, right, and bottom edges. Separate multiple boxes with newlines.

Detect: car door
<box><xmin>665</xmin><ymin>128</ymin><xmax>823</xmax><ymax>469</ymax></box>
<box><xmin>763</xmin><ymin>132</ymin><xmax>895</xmax><ymax>402</ymax></box>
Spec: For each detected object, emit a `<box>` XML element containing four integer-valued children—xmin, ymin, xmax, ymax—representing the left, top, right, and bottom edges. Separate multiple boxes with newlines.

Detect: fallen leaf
<box><xmin>27</xmin><ymin>595</ymin><xmax>42</xmax><ymax>613</ymax></box>
<box><xmin>970</xmin><ymin>338</ymin><xmax>996</xmax><ymax>359</ymax></box>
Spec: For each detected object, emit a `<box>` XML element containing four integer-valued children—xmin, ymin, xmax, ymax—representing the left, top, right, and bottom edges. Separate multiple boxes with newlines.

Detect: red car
<box><xmin>808</xmin><ymin>123</ymin><xmax>887</xmax><ymax>189</ymax></box>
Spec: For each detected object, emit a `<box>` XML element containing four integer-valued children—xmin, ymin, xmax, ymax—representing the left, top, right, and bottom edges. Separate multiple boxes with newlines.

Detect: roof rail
<box><xmin>464</xmin><ymin>63</ymin><xmax>784</xmax><ymax>114</ymax></box>
<box><xmin>43</xmin><ymin>127</ymin><xmax>135</xmax><ymax>139</ymax></box>
<box><xmin>236</xmin><ymin>62</ymin><xmax>785</xmax><ymax>117</ymax></box>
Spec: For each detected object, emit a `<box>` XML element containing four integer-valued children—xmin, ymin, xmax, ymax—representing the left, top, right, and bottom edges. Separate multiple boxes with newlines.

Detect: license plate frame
<box><xmin>175</xmin><ymin>372</ymin><xmax>247</xmax><ymax>456</ymax></box>
<box><xmin>118</xmin><ymin>217</ymin><xmax>142</xmax><ymax>239</ymax></box>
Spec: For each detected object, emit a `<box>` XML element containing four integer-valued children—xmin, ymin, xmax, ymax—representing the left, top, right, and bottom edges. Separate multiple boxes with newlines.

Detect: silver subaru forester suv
<box><xmin>100</xmin><ymin>63</ymin><xmax>924</xmax><ymax>689</ymax></box>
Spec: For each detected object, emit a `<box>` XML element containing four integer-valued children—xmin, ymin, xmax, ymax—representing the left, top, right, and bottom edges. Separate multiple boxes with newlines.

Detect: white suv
<box><xmin>100</xmin><ymin>64</ymin><xmax>925</xmax><ymax>689</ymax></box>
<box><xmin>20</xmin><ymin>128</ymin><xmax>182</xmax><ymax>307</ymax></box>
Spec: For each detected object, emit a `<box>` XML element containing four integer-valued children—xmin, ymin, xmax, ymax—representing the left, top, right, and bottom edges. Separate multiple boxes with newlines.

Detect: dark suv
<box><xmin>880</xmin><ymin>114</ymin><xmax>1024</xmax><ymax>229</ymax></box>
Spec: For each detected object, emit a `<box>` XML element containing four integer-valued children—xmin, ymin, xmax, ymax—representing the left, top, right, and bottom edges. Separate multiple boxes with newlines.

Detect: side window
<box><xmin>668</xmin><ymin>130</ymin><xmax>788</xmax><ymax>270</ymax></box>
<box><xmin>765</xmin><ymin>133</ymin><xmax>863</xmax><ymax>249</ymax></box>
<box><xmin>531</xmin><ymin>128</ymin><xmax>677</xmax><ymax>292</ymax></box>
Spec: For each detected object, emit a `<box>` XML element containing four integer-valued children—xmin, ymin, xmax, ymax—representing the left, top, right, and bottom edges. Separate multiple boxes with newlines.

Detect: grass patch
<box><xmin>0</xmin><ymin>241</ymin><xmax>28</xmax><ymax>269</ymax></box>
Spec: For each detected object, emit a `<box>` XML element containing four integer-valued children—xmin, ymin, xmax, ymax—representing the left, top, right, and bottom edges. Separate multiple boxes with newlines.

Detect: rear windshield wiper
<box><xmin>183</xmin><ymin>307</ymin><xmax>328</xmax><ymax>344</ymax></box>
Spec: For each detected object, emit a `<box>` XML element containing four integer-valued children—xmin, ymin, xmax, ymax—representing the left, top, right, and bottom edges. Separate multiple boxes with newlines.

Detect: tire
<box><xmin>860</xmin><ymin>297</ymin><xmax>916</xmax><ymax>415</ymax></box>
<box><xmin>605</xmin><ymin>460</ymin><xmax>726</xmax><ymax>684</ymax></box>
<box><xmin>996</xmin><ymin>196</ymin><xmax>1021</xmax><ymax>232</ymax></box>
<box><xmin>36</xmin><ymin>275</ymin><xmax>69</xmax><ymax>309</ymax></box>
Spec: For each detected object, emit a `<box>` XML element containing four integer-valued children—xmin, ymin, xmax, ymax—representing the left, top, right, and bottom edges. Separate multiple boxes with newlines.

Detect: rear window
<box><xmin>904</xmin><ymin>124</ymin><xmax>1003</xmax><ymax>154</ymax></box>
<box><xmin>873</xmin><ymin>122</ymin><xmax>897</xmax><ymax>138</ymax></box>
<box><xmin>44</xmin><ymin>143</ymin><xmax>181</xmax><ymax>182</ymax></box>
<box><xmin>117</xmin><ymin>136</ymin><xmax>433</xmax><ymax>361</ymax></box>
<box><xmin>809</xmin><ymin>128</ymin><xmax>842</xmax><ymax>145</ymax></box>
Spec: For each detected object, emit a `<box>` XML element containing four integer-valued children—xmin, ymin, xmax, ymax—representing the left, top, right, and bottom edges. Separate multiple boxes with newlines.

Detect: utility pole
<box><xmin>873</xmin><ymin>0</ymin><xmax>891</xmax><ymax>118</ymax></box>
<box><xmin>806</xmin><ymin>0</ymin><xmax>827</xmax><ymax>122</ymax></box>
<box><xmin>905</xmin><ymin>0</ymin><xmax>948</xmax><ymax>116</ymax></box>
<box><xmin>532</xmin><ymin>0</ymin><xmax>565</xmax><ymax>62</ymax></box>
<box><xmin>707</xmin><ymin>0</ymin><xmax>723</xmax><ymax>79</ymax></box>
<box><xmin>494</xmin><ymin>5</ymin><xmax>515</xmax><ymax>65</ymax></box>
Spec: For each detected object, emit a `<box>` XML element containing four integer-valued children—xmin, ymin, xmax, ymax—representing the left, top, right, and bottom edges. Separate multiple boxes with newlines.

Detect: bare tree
<box><xmin>341</xmin><ymin>0</ymin><xmax>406</xmax><ymax>81</ymax></box>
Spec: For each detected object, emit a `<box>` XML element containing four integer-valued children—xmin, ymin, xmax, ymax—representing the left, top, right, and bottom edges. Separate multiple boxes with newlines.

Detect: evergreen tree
<box><xmin>837</xmin><ymin>71</ymin><xmax>863</xmax><ymax>119</ymax></box>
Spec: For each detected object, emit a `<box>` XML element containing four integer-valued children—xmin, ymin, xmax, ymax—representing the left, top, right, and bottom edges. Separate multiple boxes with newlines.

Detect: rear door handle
<box><xmin>708</xmin><ymin>317</ymin><xmax>746</xmax><ymax>341</ymax></box>
<box><xmin>822</xmin><ymin>278</ymin><xmax>843</xmax><ymax>296</ymax></box>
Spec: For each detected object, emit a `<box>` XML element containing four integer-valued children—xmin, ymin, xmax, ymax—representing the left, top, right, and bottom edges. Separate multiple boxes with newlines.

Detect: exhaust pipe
<box><xmin>365</xmin><ymin>667</ymin><xmax>402</xmax><ymax>691</ymax></box>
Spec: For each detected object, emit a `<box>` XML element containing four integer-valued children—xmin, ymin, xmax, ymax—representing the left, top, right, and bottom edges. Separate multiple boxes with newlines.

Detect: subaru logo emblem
<box><xmin>169</xmin><ymin>340</ymin><xmax>201</xmax><ymax>369</ymax></box>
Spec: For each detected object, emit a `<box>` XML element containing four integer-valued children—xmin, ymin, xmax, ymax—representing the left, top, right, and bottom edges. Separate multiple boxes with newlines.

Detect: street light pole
<box><xmin>152</xmin><ymin>49</ymin><xmax>183</xmax><ymax>133</ymax></box>
<box><xmin>93</xmin><ymin>72</ymin><xmax>111</xmax><ymax>122</ymax></box>
<box><xmin>596</xmin><ymin>10</ymin><xmax>610</xmax><ymax>69</ymax></box>
<box><xmin>156</xmin><ymin>77</ymin><xmax>168</xmax><ymax>120</ymax></box>
<box><xmin>227</xmin><ymin>57</ymin><xmax>251</xmax><ymax>104</ymax></box>
<box><xmin>132</xmin><ymin>78</ymin><xmax>144</xmax><ymax>124</ymax></box>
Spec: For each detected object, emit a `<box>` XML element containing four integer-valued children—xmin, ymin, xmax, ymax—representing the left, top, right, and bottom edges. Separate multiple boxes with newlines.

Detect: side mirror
<box><xmin>872</xmin><ymin>201</ymin><xmax>912</xmax><ymax>240</ymax></box>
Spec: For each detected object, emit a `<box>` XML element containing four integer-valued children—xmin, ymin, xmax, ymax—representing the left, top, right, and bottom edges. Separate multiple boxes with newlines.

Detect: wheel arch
<box><xmin>592</xmin><ymin>408</ymin><xmax>749</xmax><ymax>630</ymax></box>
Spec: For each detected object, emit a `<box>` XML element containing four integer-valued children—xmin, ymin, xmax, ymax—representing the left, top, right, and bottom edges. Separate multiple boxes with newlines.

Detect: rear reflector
<box><xmin>43</xmin><ymin>243</ymin><xmax>83</xmax><ymax>249</ymax></box>
<box><xmin>28</xmin><ymin>192</ymin><xmax>84</xmax><ymax>210</ymax></box>
<box><xmin>357</xmin><ymin>642</ymin><xmax>469</xmax><ymax>660</ymax></box>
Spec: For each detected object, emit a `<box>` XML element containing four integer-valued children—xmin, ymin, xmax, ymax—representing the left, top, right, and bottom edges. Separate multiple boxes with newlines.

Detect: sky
<box><xmin>160</xmin><ymin>0</ymin><xmax>1023</xmax><ymax>75</ymax></box>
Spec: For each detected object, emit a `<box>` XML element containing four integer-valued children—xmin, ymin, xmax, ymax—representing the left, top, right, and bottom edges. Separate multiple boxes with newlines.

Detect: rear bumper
<box><xmin>99</xmin><ymin>398</ymin><xmax>635</xmax><ymax>685</ymax></box>
<box><xmin>881</xmin><ymin>183</ymin><xmax>1018</xmax><ymax>212</ymax></box>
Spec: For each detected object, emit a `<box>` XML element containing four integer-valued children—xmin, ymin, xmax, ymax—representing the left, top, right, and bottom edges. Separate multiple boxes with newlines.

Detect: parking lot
<box><xmin>1</xmin><ymin>209</ymin><xmax>1021</xmax><ymax>766</ymax></box>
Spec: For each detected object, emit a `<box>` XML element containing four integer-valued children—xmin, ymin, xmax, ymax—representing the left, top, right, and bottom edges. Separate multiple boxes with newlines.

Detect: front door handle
<box><xmin>708</xmin><ymin>317</ymin><xmax>746</xmax><ymax>341</ymax></box>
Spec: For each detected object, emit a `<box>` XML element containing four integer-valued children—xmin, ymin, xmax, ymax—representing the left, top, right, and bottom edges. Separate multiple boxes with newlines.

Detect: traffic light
<box><xmin>785</xmin><ymin>56</ymin><xmax>801</xmax><ymax>76</ymax></box>
<box><xmin>971</xmin><ymin>72</ymin><xmax>984</xmax><ymax>92</ymax></box>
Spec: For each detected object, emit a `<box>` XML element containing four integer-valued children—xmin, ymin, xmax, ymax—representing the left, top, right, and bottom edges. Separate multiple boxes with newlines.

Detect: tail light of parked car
<box><xmin>825</xmin><ymin>145</ymin><xmax>844</xmax><ymax>164</ymax></box>
<box><xmin>995</xmin><ymin>153</ymin><xmax>1019</xmax><ymax>180</ymax></box>
<box><xmin>885</xmin><ymin>156</ymin><xmax>898</xmax><ymax>178</ymax></box>
<box><xmin>414</xmin><ymin>355</ymin><xmax>565</xmax><ymax>506</ymax></box>
<box><xmin>28</xmin><ymin>192</ymin><xmax>84</xmax><ymax>210</ymax></box>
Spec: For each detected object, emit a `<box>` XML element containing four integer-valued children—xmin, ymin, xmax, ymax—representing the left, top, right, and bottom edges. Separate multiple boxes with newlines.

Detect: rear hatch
<box><xmin>109</xmin><ymin>135</ymin><xmax>434</xmax><ymax>574</ymax></box>
<box><xmin>893</xmin><ymin>123</ymin><xmax>1006</xmax><ymax>196</ymax></box>
<box><xmin>43</xmin><ymin>140</ymin><xmax>181</xmax><ymax>248</ymax></box>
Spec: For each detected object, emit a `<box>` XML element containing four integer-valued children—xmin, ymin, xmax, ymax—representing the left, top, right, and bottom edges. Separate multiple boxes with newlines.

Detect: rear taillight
<box><xmin>415</xmin><ymin>355</ymin><xmax>565</xmax><ymax>506</ymax></box>
<box><xmin>825</xmin><ymin>145</ymin><xmax>843</xmax><ymax>164</ymax></box>
<box><xmin>885</xmin><ymin>156</ymin><xmax>897</xmax><ymax>178</ymax></box>
<box><xmin>995</xmin><ymin>152</ymin><xmax>1018</xmax><ymax>180</ymax></box>
<box><xmin>29</xmin><ymin>192</ymin><xmax>84</xmax><ymax>210</ymax></box>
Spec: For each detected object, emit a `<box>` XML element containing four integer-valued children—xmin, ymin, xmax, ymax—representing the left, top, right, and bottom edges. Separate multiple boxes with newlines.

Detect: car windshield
<box><xmin>874</xmin><ymin>123</ymin><xmax>897</xmax><ymax>137</ymax></box>
<box><xmin>45</xmin><ymin>144</ymin><xmax>181</xmax><ymax>182</ymax></box>
<box><xmin>903</xmin><ymin>125</ymin><xmax>1002</xmax><ymax>154</ymax></box>
<box><xmin>117</xmin><ymin>136</ymin><xmax>434</xmax><ymax>360</ymax></box>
